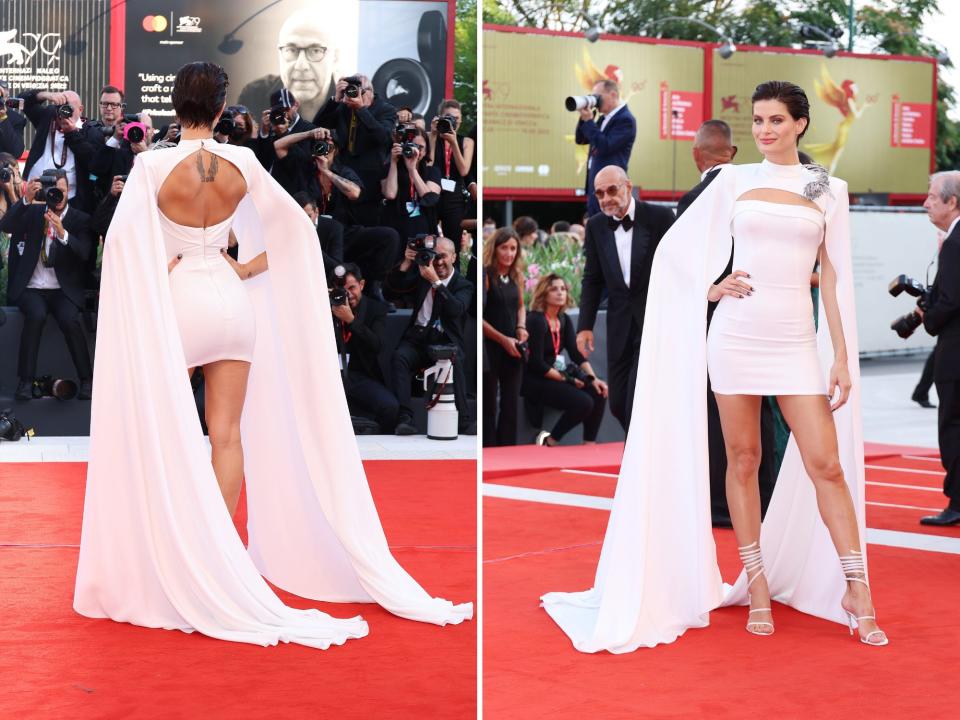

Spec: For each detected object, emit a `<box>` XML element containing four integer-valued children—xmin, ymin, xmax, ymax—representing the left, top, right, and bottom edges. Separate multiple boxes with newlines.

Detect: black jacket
<box><xmin>20</xmin><ymin>90</ymin><xmax>104</xmax><ymax>214</ymax></box>
<box><xmin>0</xmin><ymin>199</ymin><xmax>93</xmax><ymax>307</ymax></box>
<box><xmin>0</xmin><ymin>108</ymin><xmax>26</xmax><ymax>158</ymax></box>
<box><xmin>578</xmin><ymin>198</ymin><xmax>675</xmax><ymax>362</ymax></box>
<box><xmin>676</xmin><ymin>167</ymin><xmax>723</xmax><ymax>218</ymax></box>
<box><xmin>386</xmin><ymin>266</ymin><xmax>473</xmax><ymax>350</ymax></box>
<box><xmin>924</xmin><ymin>226</ymin><xmax>960</xmax><ymax>381</ymax></box>
<box><xmin>334</xmin><ymin>295</ymin><xmax>389</xmax><ymax>382</ymax></box>
<box><xmin>524</xmin><ymin>311</ymin><xmax>585</xmax><ymax>378</ymax></box>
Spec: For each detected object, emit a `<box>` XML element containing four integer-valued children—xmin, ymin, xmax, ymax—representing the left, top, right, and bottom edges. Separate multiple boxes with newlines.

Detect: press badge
<box><xmin>440</xmin><ymin>178</ymin><xmax>457</xmax><ymax>193</ymax></box>
<box><xmin>405</xmin><ymin>201</ymin><xmax>421</xmax><ymax>217</ymax></box>
<box><xmin>339</xmin><ymin>353</ymin><xmax>350</xmax><ymax>371</ymax></box>
<box><xmin>17</xmin><ymin>241</ymin><xmax>25</xmax><ymax>256</ymax></box>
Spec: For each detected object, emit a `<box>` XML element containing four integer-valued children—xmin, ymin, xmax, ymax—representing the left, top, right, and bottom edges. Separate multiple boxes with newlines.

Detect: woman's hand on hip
<box><xmin>707</xmin><ymin>270</ymin><xmax>753</xmax><ymax>302</ymax></box>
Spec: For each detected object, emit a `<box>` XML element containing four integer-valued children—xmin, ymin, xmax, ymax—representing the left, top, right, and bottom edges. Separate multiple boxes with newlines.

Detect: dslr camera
<box><xmin>37</xmin><ymin>170</ymin><xmax>65</xmax><ymax>209</ymax></box>
<box><xmin>329</xmin><ymin>265</ymin><xmax>349</xmax><ymax>307</ymax></box>
<box><xmin>396</xmin><ymin>123</ymin><xmax>420</xmax><ymax>158</ymax></box>
<box><xmin>435</xmin><ymin>114</ymin><xmax>457</xmax><ymax>134</ymax></box>
<box><xmin>123</xmin><ymin>119</ymin><xmax>148</xmax><ymax>144</ymax></box>
<box><xmin>888</xmin><ymin>274</ymin><xmax>932</xmax><ymax>339</ymax></box>
<box><xmin>0</xmin><ymin>163</ymin><xmax>12</xmax><ymax>183</ymax></box>
<box><xmin>312</xmin><ymin>139</ymin><xmax>332</xmax><ymax>157</ymax></box>
<box><xmin>4</xmin><ymin>97</ymin><xmax>23</xmax><ymax>110</ymax></box>
<box><xmin>268</xmin><ymin>105</ymin><xmax>288</xmax><ymax>128</ymax></box>
<box><xmin>562</xmin><ymin>363</ymin><xmax>592</xmax><ymax>386</ymax></box>
<box><xmin>214</xmin><ymin>108</ymin><xmax>236</xmax><ymax>136</ymax></box>
<box><xmin>408</xmin><ymin>233</ymin><xmax>438</xmax><ymax>267</ymax></box>
<box><xmin>55</xmin><ymin>103</ymin><xmax>74</xmax><ymax>120</ymax></box>
<box><xmin>32</xmin><ymin>375</ymin><xmax>78</xmax><ymax>400</ymax></box>
<box><xmin>343</xmin><ymin>76</ymin><xmax>363</xmax><ymax>99</ymax></box>
<box><xmin>564</xmin><ymin>94</ymin><xmax>601</xmax><ymax>112</ymax></box>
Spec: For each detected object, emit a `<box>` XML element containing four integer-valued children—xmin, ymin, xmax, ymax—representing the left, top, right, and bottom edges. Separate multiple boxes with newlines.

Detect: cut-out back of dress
<box><xmin>157</xmin><ymin>147</ymin><xmax>247</xmax><ymax>228</ymax></box>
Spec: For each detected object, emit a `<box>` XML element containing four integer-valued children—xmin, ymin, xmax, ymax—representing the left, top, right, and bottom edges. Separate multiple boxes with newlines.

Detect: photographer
<box><xmin>0</xmin><ymin>170</ymin><xmax>93</xmax><ymax>400</ymax></box>
<box><xmin>427</xmin><ymin>99</ymin><xmax>474</xmax><ymax>243</ymax></box>
<box><xmin>919</xmin><ymin>171</ymin><xmax>960</xmax><ymax>526</ymax></box>
<box><xmin>214</xmin><ymin>104</ymin><xmax>257</xmax><ymax>147</ymax></box>
<box><xmin>91</xmin><ymin>113</ymin><xmax>152</xmax><ymax>238</ymax></box>
<box><xmin>387</xmin><ymin>236</ymin><xmax>474</xmax><ymax>435</ymax></box>
<box><xmin>381</xmin><ymin>127</ymin><xmax>441</xmax><ymax>247</ymax></box>
<box><xmin>96</xmin><ymin>86</ymin><xmax>125</xmax><ymax>148</ymax></box>
<box><xmin>314</xmin><ymin>74</ymin><xmax>396</xmax><ymax>224</ymax></box>
<box><xmin>293</xmin><ymin>191</ymin><xmax>344</xmax><ymax>281</ymax></box>
<box><xmin>0</xmin><ymin>80</ymin><xmax>26</xmax><ymax>158</ymax></box>
<box><xmin>255</xmin><ymin>89</ymin><xmax>316</xmax><ymax>192</ymax></box>
<box><xmin>20</xmin><ymin>89</ymin><xmax>105</xmax><ymax>214</ymax></box>
<box><xmin>573</xmin><ymin>79</ymin><xmax>636</xmax><ymax>217</ymax></box>
<box><xmin>331</xmin><ymin>262</ymin><xmax>400</xmax><ymax>433</ymax></box>
<box><xmin>0</xmin><ymin>151</ymin><xmax>24</xmax><ymax>303</ymax></box>
<box><xmin>523</xmin><ymin>274</ymin><xmax>607</xmax><ymax>447</ymax></box>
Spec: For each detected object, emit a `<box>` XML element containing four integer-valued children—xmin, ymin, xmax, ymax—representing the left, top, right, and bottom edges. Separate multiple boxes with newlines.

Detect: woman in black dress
<box><xmin>381</xmin><ymin>127</ymin><xmax>442</xmax><ymax>248</ymax></box>
<box><xmin>524</xmin><ymin>274</ymin><xmax>608</xmax><ymax>446</ymax></box>
<box><xmin>482</xmin><ymin>227</ymin><xmax>527</xmax><ymax>446</ymax></box>
<box><xmin>428</xmin><ymin>99</ymin><xmax>474</xmax><ymax>243</ymax></box>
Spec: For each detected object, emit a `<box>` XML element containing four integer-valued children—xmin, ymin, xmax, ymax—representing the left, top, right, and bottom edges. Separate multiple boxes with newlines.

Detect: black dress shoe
<box><xmin>15</xmin><ymin>379</ymin><xmax>32</xmax><ymax>401</ymax></box>
<box><xmin>911</xmin><ymin>390</ymin><xmax>936</xmax><ymax>408</ymax></box>
<box><xmin>920</xmin><ymin>508</ymin><xmax>960</xmax><ymax>526</ymax></box>
<box><xmin>78</xmin><ymin>378</ymin><xmax>93</xmax><ymax>400</ymax></box>
<box><xmin>458</xmin><ymin>421</ymin><xmax>477</xmax><ymax>435</ymax></box>
<box><xmin>394</xmin><ymin>418</ymin><xmax>418</xmax><ymax>436</ymax></box>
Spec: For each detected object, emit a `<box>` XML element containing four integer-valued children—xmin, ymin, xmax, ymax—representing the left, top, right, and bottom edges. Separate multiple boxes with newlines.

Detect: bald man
<box><xmin>576</xmin><ymin>165</ymin><xmax>675</xmax><ymax>431</ymax></box>
<box><xmin>21</xmin><ymin>88</ymin><xmax>104</xmax><ymax>214</ymax></box>
<box><xmin>676</xmin><ymin>119</ymin><xmax>737</xmax><ymax>217</ymax></box>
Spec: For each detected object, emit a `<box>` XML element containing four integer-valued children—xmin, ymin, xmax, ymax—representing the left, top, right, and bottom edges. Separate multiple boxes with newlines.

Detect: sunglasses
<box><xmin>227</xmin><ymin>105</ymin><xmax>248</xmax><ymax>115</ymax></box>
<box><xmin>594</xmin><ymin>183</ymin><xmax>624</xmax><ymax>199</ymax></box>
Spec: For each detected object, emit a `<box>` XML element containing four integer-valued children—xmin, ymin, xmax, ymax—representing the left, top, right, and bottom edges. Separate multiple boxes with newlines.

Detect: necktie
<box><xmin>608</xmin><ymin>214</ymin><xmax>634</xmax><ymax>232</ymax></box>
<box><xmin>596</xmin><ymin>115</ymin><xmax>605</xmax><ymax>128</ymax></box>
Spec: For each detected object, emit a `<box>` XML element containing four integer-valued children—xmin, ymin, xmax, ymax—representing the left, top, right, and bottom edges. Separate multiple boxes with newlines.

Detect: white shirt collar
<box><xmin>615</xmin><ymin>196</ymin><xmax>636</xmax><ymax>223</ymax></box>
<box><xmin>602</xmin><ymin>103</ymin><xmax>626</xmax><ymax>122</ymax></box>
<box><xmin>435</xmin><ymin>271</ymin><xmax>454</xmax><ymax>287</ymax></box>
<box><xmin>946</xmin><ymin>215</ymin><xmax>960</xmax><ymax>238</ymax></box>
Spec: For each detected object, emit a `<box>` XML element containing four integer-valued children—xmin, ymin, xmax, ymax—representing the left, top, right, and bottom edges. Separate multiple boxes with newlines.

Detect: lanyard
<box><xmin>444</xmin><ymin>142</ymin><xmax>453</xmax><ymax>178</ymax></box>
<box><xmin>549</xmin><ymin>316</ymin><xmax>561</xmax><ymax>357</ymax></box>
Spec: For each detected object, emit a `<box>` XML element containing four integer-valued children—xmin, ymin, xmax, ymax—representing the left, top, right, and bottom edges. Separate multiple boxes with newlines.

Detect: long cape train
<box><xmin>541</xmin><ymin>162</ymin><xmax>864</xmax><ymax>653</ymax></box>
<box><xmin>74</xmin><ymin>138</ymin><xmax>471</xmax><ymax>649</ymax></box>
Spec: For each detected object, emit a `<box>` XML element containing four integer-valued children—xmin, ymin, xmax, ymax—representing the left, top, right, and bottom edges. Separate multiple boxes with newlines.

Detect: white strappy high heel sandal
<box><xmin>739</xmin><ymin>540</ymin><xmax>774</xmax><ymax>636</ymax></box>
<box><xmin>839</xmin><ymin>551</ymin><xmax>888</xmax><ymax>647</ymax></box>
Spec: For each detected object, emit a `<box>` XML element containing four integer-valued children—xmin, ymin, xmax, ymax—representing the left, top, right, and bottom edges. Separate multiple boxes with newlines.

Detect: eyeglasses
<box><xmin>226</xmin><ymin>105</ymin><xmax>248</xmax><ymax>114</ymax></box>
<box><xmin>99</xmin><ymin>101</ymin><xmax>124</xmax><ymax>109</ymax></box>
<box><xmin>278</xmin><ymin>44</ymin><xmax>328</xmax><ymax>62</ymax></box>
<box><xmin>594</xmin><ymin>183</ymin><xmax>623</xmax><ymax>199</ymax></box>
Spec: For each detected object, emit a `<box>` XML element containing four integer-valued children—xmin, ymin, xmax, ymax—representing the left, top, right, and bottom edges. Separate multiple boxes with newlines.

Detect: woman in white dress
<box><xmin>542</xmin><ymin>81</ymin><xmax>886</xmax><ymax>652</ymax></box>
<box><xmin>74</xmin><ymin>62</ymin><xmax>472</xmax><ymax>649</ymax></box>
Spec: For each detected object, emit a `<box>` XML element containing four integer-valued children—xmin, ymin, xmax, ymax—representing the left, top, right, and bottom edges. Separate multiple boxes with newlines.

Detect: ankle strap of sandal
<box><xmin>738</xmin><ymin>540</ymin><xmax>765</xmax><ymax>589</ymax></box>
<box><xmin>839</xmin><ymin>550</ymin><xmax>868</xmax><ymax>586</ymax></box>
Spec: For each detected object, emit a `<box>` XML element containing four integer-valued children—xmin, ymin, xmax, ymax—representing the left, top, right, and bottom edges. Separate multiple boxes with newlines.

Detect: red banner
<box><xmin>659</xmin><ymin>83</ymin><xmax>703</xmax><ymax>141</ymax></box>
<box><xmin>891</xmin><ymin>95</ymin><xmax>933</xmax><ymax>148</ymax></box>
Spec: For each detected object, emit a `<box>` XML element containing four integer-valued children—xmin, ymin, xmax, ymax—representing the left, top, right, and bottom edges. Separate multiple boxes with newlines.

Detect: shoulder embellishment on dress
<box><xmin>801</xmin><ymin>163</ymin><xmax>833</xmax><ymax>201</ymax></box>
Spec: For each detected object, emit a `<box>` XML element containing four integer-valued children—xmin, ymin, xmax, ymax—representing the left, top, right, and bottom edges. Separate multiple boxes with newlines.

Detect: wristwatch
<box><xmin>432</xmin><ymin>280</ymin><xmax>442</xmax><ymax>290</ymax></box>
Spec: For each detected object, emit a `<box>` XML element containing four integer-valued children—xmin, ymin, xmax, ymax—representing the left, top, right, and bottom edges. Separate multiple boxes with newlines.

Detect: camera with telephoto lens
<box><xmin>37</xmin><ymin>170</ymin><xmax>65</xmax><ymax>209</ymax></box>
<box><xmin>123</xmin><ymin>121</ymin><xmax>147</xmax><ymax>144</ymax></box>
<box><xmin>214</xmin><ymin>108</ymin><xmax>236</xmax><ymax>136</ymax></box>
<box><xmin>268</xmin><ymin>105</ymin><xmax>288</xmax><ymax>127</ymax></box>
<box><xmin>329</xmin><ymin>265</ymin><xmax>349</xmax><ymax>307</ymax></box>
<box><xmin>888</xmin><ymin>274</ymin><xmax>932</xmax><ymax>339</ymax></box>
<box><xmin>343</xmin><ymin>76</ymin><xmax>363</xmax><ymax>99</ymax></box>
<box><xmin>31</xmin><ymin>375</ymin><xmax>78</xmax><ymax>400</ymax></box>
<box><xmin>0</xmin><ymin>164</ymin><xmax>12</xmax><ymax>183</ymax></box>
<box><xmin>436</xmin><ymin>114</ymin><xmax>456</xmax><ymax>134</ymax></box>
<box><xmin>0</xmin><ymin>409</ymin><xmax>31</xmax><ymax>442</ymax></box>
<box><xmin>565</xmin><ymin>94</ymin><xmax>601</xmax><ymax>112</ymax></box>
<box><xmin>55</xmin><ymin>103</ymin><xmax>74</xmax><ymax>120</ymax></box>
<box><xmin>408</xmin><ymin>234</ymin><xmax>438</xmax><ymax>266</ymax></box>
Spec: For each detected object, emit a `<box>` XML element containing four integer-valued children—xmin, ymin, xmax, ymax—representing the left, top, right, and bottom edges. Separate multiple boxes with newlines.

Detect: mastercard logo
<box><xmin>142</xmin><ymin>15</ymin><xmax>169</xmax><ymax>32</ymax></box>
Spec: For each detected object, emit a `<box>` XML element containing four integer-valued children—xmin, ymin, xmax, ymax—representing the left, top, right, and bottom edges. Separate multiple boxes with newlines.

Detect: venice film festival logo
<box><xmin>142</xmin><ymin>15</ymin><xmax>202</xmax><ymax>33</ymax></box>
<box><xmin>0</xmin><ymin>28</ymin><xmax>61</xmax><ymax>66</ymax></box>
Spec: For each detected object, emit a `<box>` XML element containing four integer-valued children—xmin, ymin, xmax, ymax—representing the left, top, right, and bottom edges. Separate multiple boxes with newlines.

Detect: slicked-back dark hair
<box><xmin>172</xmin><ymin>62</ymin><xmax>228</xmax><ymax>129</ymax></box>
<box><xmin>752</xmin><ymin>80</ymin><xmax>810</xmax><ymax>141</ymax></box>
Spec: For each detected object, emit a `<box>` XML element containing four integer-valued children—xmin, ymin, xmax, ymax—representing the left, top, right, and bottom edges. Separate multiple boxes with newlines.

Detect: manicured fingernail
<box><xmin>177</xmin><ymin>253</ymin><xmax>182</xmax><ymax>259</ymax></box>
<box><xmin>739</xmin><ymin>294</ymin><xmax>745</xmax><ymax>298</ymax></box>
<box><xmin>747</xmin><ymin>291</ymin><xmax>753</xmax><ymax>296</ymax></box>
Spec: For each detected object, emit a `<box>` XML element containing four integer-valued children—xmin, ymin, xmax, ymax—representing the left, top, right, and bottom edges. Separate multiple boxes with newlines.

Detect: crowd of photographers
<box><xmin>0</xmin><ymin>77</ymin><xmax>477</xmax><ymax>436</ymax></box>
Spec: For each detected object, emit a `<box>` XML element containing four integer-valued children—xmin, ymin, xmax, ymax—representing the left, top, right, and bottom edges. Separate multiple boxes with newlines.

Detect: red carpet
<box><xmin>0</xmin><ymin>460</ymin><xmax>476</xmax><ymax>719</ymax></box>
<box><xmin>483</xmin><ymin>445</ymin><xmax>959</xmax><ymax>719</ymax></box>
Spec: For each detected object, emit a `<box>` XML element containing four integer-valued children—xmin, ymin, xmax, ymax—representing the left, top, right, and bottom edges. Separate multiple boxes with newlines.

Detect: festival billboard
<box><xmin>711</xmin><ymin>46</ymin><xmax>936</xmax><ymax>196</ymax></box>
<box><xmin>483</xmin><ymin>26</ymin><xmax>706</xmax><ymax>199</ymax></box>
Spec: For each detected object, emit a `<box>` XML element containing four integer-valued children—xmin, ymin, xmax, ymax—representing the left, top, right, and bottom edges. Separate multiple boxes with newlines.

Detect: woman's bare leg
<box><xmin>776</xmin><ymin>394</ymin><xmax>885</xmax><ymax>643</ymax></box>
<box><xmin>202</xmin><ymin>359</ymin><xmax>251</xmax><ymax>517</ymax></box>
<box><xmin>714</xmin><ymin>393</ymin><xmax>772</xmax><ymax>633</ymax></box>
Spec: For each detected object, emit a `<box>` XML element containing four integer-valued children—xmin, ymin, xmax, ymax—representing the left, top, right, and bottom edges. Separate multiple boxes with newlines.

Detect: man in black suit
<box><xmin>576</xmin><ymin>165</ymin><xmax>674</xmax><ymax>431</ymax></box>
<box><xmin>677</xmin><ymin>120</ymin><xmax>773</xmax><ymax>528</ymax></box>
<box><xmin>387</xmin><ymin>236</ymin><xmax>475</xmax><ymax>435</ymax></box>
<box><xmin>20</xmin><ymin>89</ymin><xmax>104</xmax><ymax>214</ymax></box>
<box><xmin>575</xmin><ymin>79</ymin><xmax>636</xmax><ymax>216</ymax></box>
<box><xmin>332</xmin><ymin>263</ymin><xmax>400</xmax><ymax>433</ymax></box>
<box><xmin>919</xmin><ymin>171</ymin><xmax>960</xmax><ymax>526</ymax></box>
<box><xmin>0</xmin><ymin>80</ymin><xmax>26</xmax><ymax>158</ymax></box>
<box><xmin>676</xmin><ymin>119</ymin><xmax>737</xmax><ymax>217</ymax></box>
<box><xmin>313</xmin><ymin>74</ymin><xmax>396</xmax><ymax>226</ymax></box>
<box><xmin>293</xmin><ymin>190</ymin><xmax>344</xmax><ymax>278</ymax></box>
<box><xmin>0</xmin><ymin>171</ymin><xmax>94</xmax><ymax>400</ymax></box>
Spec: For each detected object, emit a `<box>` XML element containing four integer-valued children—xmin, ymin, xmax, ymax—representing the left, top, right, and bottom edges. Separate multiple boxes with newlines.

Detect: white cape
<box><xmin>541</xmin><ymin>162</ymin><xmax>865</xmax><ymax>653</ymax></box>
<box><xmin>74</xmin><ymin>139</ymin><xmax>472</xmax><ymax>649</ymax></box>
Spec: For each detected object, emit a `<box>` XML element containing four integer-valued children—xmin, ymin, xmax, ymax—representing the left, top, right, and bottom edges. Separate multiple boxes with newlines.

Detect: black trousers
<box><xmin>390</xmin><ymin>330</ymin><xmax>471</xmax><ymax>425</ymax></box>
<box><xmin>607</xmin><ymin>323</ymin><xmax>640</xmax><ymax>432</ymax></box>
<box><xmin>706</xmin><ymin>380</ymin><xmax>779</xmax><ymax>520</ymax></box>
<box><xmin>935</xmin><ymin>377</ymin><xmax>960</xmax><ymax>511</ymax></box>
<box><xmin>344</xmin><ymin>225</ymin><xmax>401</xmax><ymax>283</ymax></box>
<box><xmin>438</xmin><ymin>197</ymin><xmax>466</xmax><ymax>248</ymax></box>
<box><xmin>345</xmin><ymin>371</ymin><xmax>400</xmax><ymax>432</ymax></box>
<box><xmin>914</xmin><ymin>351</ymin><xmax>935</xmax><ymax>399</ymax></box>
<box><xmin>523</xmin><ymin>373</ymin><xmax>606</xmax><ymax>442</ymax></box>
<box><xmin>482</xmin><ymin>340</ymin><xmax>522</xmax><ymax>447</ymax></box>
<box><xmin>16</xmin><ymin>288</ymin><xmax>92</xmax><ymax>380</ymax></box>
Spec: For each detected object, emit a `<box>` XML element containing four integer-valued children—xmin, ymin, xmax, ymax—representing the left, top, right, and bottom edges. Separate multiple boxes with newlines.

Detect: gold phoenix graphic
<box><xmin>806</xmin><ymin>64</ymin><xmax>875</xmax><ymax>174</ymax></box>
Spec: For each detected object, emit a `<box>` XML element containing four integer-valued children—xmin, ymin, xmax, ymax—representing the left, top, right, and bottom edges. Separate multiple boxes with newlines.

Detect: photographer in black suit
<box><xmin>0</xmin><ymin>80</ymin><xmax>26</xmax><ymax>158</ymax></box>
<box><xmin>576</xmin><ymin>165</ymin><xmax>674</xmax><ymax>431</ymax></box>
<box><xmin>387</xmin><ymin>236</ymin><xmax>474</xmax><ymax>435</ymax></box>
<box><xmin>332</xmin><ymin>263</ymin><xmax>400</xmax><ymax>433</ymax></box>
<box><xmin>20</xmin><ymin>89</ymin><xmax>104</xmax><ymax>214</ymax></box>
<box><xmin>0</xmin><ymin>170</ymin><xmax>93</xmax><ymax>400</ymax></box>
<box><xmin>919</xmin><ymin>171</ymin><xmax>960</xmax><ymax>526</ymax></box>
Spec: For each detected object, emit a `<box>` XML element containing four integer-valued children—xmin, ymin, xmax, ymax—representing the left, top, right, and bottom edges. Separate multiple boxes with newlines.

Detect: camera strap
<box><xmin>49</xmin><ymin>120</ymin><xmax>69</xmax><ymax>169</ymax></box>
<box><xmin>348</xmin><ymin>111</ymin><xmax>358</xmax><ymax>153</ymax></box>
